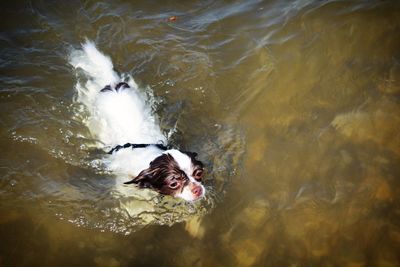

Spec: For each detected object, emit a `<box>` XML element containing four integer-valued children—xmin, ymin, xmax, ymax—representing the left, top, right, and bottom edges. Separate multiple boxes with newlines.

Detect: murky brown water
<box><xmin>1</xmin><ymin>1</ymin><xmax>400</xmax><ymax>266</ymax></box>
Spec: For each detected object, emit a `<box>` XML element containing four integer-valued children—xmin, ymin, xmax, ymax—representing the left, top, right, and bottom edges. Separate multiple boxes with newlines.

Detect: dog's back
<box><xmin>69</xmin><ymin>41</ymin><xmax>166</xmax><ymax>148</ymax></box>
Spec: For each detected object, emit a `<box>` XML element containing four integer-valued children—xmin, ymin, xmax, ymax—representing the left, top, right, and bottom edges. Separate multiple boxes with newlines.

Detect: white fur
<box><xmin>164</xmin><ymin>149</ymin><xmax>193</xmax><ymax>175</ymax></box>
<box><xmin>70</xmin><ymin>41</ymin><xmax>166</xmax><ymax>178</ymax></box>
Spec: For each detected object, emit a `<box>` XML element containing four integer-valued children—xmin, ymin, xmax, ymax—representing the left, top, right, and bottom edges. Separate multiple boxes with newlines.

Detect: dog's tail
<box><xmin>69</xmin><ymin>40</ymin><xmax>137</xmax><ymax>108</ymax></box>
<box><xmin>70</xmin><ymin>40</ymin><xmax>118</xmax><ymax>85</ymax></box>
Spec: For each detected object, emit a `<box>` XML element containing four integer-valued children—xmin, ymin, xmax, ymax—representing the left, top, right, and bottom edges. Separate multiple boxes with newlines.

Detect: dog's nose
<box><xmin>191</xmin><ymin>186</ymin><xmax>203</xmax><ymax>197</ymax></box>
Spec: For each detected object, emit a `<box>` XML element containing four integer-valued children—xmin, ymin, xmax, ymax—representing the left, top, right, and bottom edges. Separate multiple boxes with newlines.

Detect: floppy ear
<box><xmin>124</xmin><ymin>169</ymin><xmax>155</xmax><ymax>188</ymax></box>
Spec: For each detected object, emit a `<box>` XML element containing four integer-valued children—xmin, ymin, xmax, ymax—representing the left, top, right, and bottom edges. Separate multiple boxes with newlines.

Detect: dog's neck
<box><xmin>108</xmin><ymin>145</ymin><xmax>165</xmax><ymax>177</ymax></box>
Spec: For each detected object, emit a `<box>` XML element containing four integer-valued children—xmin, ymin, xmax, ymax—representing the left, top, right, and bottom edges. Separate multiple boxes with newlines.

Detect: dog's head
<box><xmin>124</xmin><ymin>149</ymin><xmax>205</xmax><ymax>201</ymax></box>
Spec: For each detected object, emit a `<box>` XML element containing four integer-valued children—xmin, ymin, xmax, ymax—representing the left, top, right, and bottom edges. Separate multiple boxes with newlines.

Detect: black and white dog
<box><xmin>70</xmin><ymin>41</ymin><xmax>205</xmax><ymax>201</ymax></box>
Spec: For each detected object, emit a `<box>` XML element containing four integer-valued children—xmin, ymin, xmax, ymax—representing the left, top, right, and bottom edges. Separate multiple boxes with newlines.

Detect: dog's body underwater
<box><xmin>70</xmin><ymin>41</ymin><xmax>205</xmax><ymax>201</ymax></box>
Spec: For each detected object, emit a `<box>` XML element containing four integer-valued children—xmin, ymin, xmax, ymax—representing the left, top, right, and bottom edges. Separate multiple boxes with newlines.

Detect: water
<box><xmin>1</xmin><ymin>0</ymin><xmax>399</xmax><ymax>266</ymax></box>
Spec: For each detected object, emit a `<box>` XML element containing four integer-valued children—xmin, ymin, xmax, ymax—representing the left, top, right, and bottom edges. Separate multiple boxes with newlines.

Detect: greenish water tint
<box><xmin>1</xmin><ymin>1</ymin><xmax>399</xmax><ymax>266</ymax></box>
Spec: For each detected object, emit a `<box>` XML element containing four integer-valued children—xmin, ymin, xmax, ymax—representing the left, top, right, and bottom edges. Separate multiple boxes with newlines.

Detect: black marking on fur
<box><xmin>115</xmin><ymin>82</ymin><xmax>130</xmax><ymax>91</ymax></box>
<box><xmin>100</xmin><ymin>85</ymin><xmax>112</xmax><ymax>92</ymax></box>
<box><xmin>100</xmin><ymin>82</ymin><xmax>130</xmax><ymax>93</ymax></box>
<box><xmin>108</xmin><ymin>142</ymin><xmax>170</xmax><ymax>154</ymax></box>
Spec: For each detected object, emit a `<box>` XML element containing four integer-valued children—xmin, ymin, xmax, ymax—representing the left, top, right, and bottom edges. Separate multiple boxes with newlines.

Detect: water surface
<box><xmin>1</xmin><ymin>1</ymin><xmax>399</xmax><ymax>266</ymax></box>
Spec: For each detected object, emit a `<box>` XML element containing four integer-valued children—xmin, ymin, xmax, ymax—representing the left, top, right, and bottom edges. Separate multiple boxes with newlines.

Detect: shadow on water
<box><xmin>1</xmin><ymin>0</ymin><xmax>400</xmax><ymax>266</ymax></box>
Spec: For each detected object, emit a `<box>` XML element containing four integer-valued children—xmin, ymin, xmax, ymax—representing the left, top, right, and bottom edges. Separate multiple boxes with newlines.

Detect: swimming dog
<box><xmin>70</xmin><ymin>41</ymin><xmax>205</xmax><ymax>201</ymax></box>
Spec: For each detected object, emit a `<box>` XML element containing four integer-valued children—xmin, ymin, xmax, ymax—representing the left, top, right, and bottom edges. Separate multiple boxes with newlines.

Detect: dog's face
<box><xmin>125</xmin><ymin>149</ymin><xmax>205</xmax><ymax>201</ymax></box>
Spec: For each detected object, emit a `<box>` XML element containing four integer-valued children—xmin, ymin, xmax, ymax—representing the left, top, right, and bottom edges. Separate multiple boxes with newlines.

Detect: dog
<box><xmin>69</xmin><ymin>41</ymin><xmax>205</xmax><ymax>201</ymax></box>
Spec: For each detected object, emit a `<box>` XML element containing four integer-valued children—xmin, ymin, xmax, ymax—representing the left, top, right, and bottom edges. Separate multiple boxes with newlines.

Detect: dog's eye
<box><xmin>193</xmin><ymin>169</ymin><xmax>203</xmax><ymax>180</ymax></box>
<box><xmin>169</xmin><ymin>181</ymin><xmax>179</xmax><ymax>189</ymax></box>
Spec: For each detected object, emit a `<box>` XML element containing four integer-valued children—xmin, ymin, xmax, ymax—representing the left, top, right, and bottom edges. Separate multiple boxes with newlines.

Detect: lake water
<box><xmin>1</xmin><ymin>1</ymin><xmax>399</xmax><ymax>266</ymax></box>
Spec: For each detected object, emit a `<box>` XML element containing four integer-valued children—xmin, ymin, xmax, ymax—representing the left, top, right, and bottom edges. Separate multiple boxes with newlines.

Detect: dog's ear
<box><xmin>183</xmin><ymin>151</ymin><xmax>198</xmax><ymax>158</ymax></box>
<box><xmin>124</xmin><ymin>153</ymin><xmax>174</xmax><ymax>189</ymax></box>
<box><xmin>124</xmin><ymin>169</ymin><xmax>155</xmax><ymax>188</ymax></box>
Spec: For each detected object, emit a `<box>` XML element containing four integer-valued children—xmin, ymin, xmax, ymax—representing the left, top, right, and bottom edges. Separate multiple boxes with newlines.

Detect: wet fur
<box><xmin>70</xmin><ymin>40</ymin><xmax>206</xmax><ymax>201</ymax></box>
